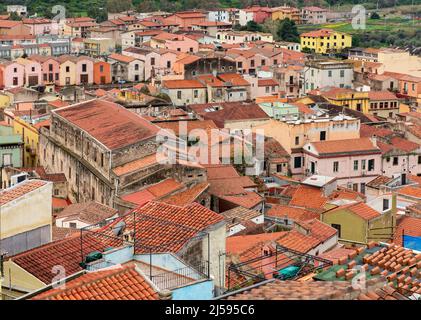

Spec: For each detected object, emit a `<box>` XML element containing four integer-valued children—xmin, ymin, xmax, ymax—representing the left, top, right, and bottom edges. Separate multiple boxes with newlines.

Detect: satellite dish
<box><xmin>112</xmin><ymin>220</ymin><xmax>126</xmax><ymax>236</ymax></box>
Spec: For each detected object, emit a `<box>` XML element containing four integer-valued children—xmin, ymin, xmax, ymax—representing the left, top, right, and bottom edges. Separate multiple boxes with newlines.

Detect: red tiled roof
<box><xmin>23</xmin><ymin>18</ymin><xmax>51</xmax><ymax>24</ymax></box>
<box><xmin>52</xmin><ymin>197</ymin><xmax>70</xmax><ymax>209</ymax></box>
<box><xmin>9</xmin><ymin>233</ymin><xmax>116</xmax><ymax>284</ymax></box>
<box><xmin>309</xmin><ymin>138</ymin><xmax>380</xmax><ymax>155</ymax></box>
<box><xmin>51</xmin><ymin>226</ymin><xmax>78</xmax><ymax>242</ymax></box>
<box><xmin>56</xmin><ymin>201</ymin><xmax>118</xmax><ymax>225</ymax></box>
<box><xmin>54</xmin><ymin>100</ymin><xmax>159</xmax><ymax>150</ymax></box>
<box><xmin>188</xmin><ymin>102</ymin><xmax>269</xmax><ymax>128</ymax></box>
<box><xmin>295</xmin><ymin>219</ymin><xmax>337</xmax><ymax>242</ymax></box>
<box><xmin>0</xmin><ymin>20</ymin><xmax>22</xmax><ymax>28</ymax></box>
<box><xmin>266</xmin><ymin>205</ymin><xmax>319</xmax><ymax>221</ymax></box>
<box><xmin>368</xmin><ymin>91</ymin><xmax>398</xmax><ymax>101</ymax></box>
<box><xmin>33</xmin><ymin>119</ymin><xmax>51</xmax><ymax>130</ymax></box>
<box><xmin>225</xmin><ymin>279</ymin><xmax>358</xmax><ymax>300</ymax></box>
<box><xmin>393</xmin><ymin>216</ymin><xmax>421</xmax><ymax>246</ymax></box>
<box><xmin>0</xmin><ymin>180</ymin><xmax>48</xmax><ymax>206</ymax></box>
<box><xmin>32</xmin><ymin>264</ymin><xmax>159</xmax><ymax>300</ymax></box>
<box><xmin>161</xmin><ymin>182</ymin><xmax>209</xmax><ymax>206</ymax></box>
<box><xmin>277</xmin><ymin>230</ymin><xmax>321</xmax><ymax>253</ymax></box>
<box><xmin>112</xmin><ymin>154</ymin><xmax>159</xmax><ymax>176</ymax></box>
<box><xmin>162</xmin><ymin>79</ymin><xmax>205</xmax><ymax>89</ymax></box>
<box><xmin>226</xmin><ymin>232</ymin><xmax>285</xmax><ymax>255</ymax></box>
<box><xmin>389</xmin><ymin>137</ymin><xmax>420</xmax><ymax>152</ymax></box>
<box><xmin>327</xmin><ymin>201</ymin><xmax>381</xmax><ymax>221</ymax></box>
<box><xmin>217</xmin><ymin>73</ymin><xmax>250</xmax><ymax>87</ymax></box>
<box><xmin>156</xmin><ymin>120</ymin><xmax>218</xmax><ymax>135</ymax></box>
<box><xmin>109</xmin><ymin>53</ymin><xmax>136</xmax><ymax>63</ymax></box>
<box><xmin>289</xmin><ymin>185</ymin><xmax>327</xmax><ymax>211</ymax></box>
<box><xmin>397</xmin><ymin>186</ymin><xmax>421</xmax><ymax>199</ymax></box>
<box><xmin>221</xmin><ymin>191</ymin><xmax>263</xmax><ymax>209</ymax></box>
<box><xmin>103</xmin><ymin>202</ymin><xmax>224</xmax><ymax>253</ymax></box>
<box><xmin>206</xmin><ymin>165</ymin><xmax>239</xmax><ymax>180</ymax></box>
<box><xmin>121</xmin><ymin>189</ymin><xmax>155</xmax><ymax>207</ymax></box>
<box><xmin>360</xmin><ymin>124</ymin><xmax>394</xmax><ymax>138</ymax></box>
<box><xmin>258</xmin><ymin>79</ymin><xmax>279</xmax><ymax>87</ymax></box>
<box><xmin>301</xmin><ymin>28</ymin><xmax>335</xmax><ymax>38</ymax></box>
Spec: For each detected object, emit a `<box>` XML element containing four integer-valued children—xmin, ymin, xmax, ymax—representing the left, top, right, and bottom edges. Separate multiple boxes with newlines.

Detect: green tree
<box><xmin>243</xmin><ymin>20</ymin><xmax>263</xmax><ymax>32</ymax></box>
<box><xmin>107</xmin><ymin>0</ymin><xmax>132</xmax><ymax>13</ymax></box>
<box><xmin>276</xmin><ymin>18</ymin><xmax>299</xmax><ymax>42</ymax></box>
<box><xmin>9</xmin><ymin>12</ymin><xmax>22</xmax><ymax>21</ymax></box>
<box><xmin>88</xmin><ymin>7</ymin><xmax>108</xmax><ymax>23</ymax></box>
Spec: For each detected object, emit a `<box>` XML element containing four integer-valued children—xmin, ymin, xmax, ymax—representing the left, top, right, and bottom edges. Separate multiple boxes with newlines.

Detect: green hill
<box><xmin>1</xmin><ymin>0</ymin><xmax>418</xmax><ymax>18</ymax></box>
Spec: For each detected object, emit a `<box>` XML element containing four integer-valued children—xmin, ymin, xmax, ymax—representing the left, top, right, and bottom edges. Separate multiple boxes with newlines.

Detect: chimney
<box><xmin>369</xmin><ymin>134</ymin><xmax>377</xmax><ymax>147</ymax></box>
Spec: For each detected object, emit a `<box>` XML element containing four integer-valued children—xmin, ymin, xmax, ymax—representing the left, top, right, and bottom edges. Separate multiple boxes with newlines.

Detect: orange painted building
<box><xmin>93</xmin><ymin>61</ymin><xmax>111</xmax><ymax>85</ymax></box>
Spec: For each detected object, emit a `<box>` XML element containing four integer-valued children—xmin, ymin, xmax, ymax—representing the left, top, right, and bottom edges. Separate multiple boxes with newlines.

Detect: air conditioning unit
<box><xmin>11</xmin><ymin>173</ymin><xmax>28</xmax><ymax>187</ymax></box>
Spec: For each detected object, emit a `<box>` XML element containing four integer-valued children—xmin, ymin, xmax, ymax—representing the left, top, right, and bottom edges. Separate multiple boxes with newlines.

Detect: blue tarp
<box><xmin>403</xmin><ymin>235</ymin><xmax>421</xmax><ymax>251</ymax></box>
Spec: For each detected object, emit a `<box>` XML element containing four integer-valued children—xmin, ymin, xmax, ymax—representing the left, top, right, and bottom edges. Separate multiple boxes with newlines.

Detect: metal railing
<box><xmin>150</xmin><ymin>260</ymin><xmax>209</xmax><ymax>290</ymax></box>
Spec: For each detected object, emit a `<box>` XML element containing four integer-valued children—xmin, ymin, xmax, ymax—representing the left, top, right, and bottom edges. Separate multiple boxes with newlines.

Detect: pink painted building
<box><xmin>377</xmin><ymin>137</ymin><xmax>421</xmax><ymax>177</ymax></box>
<box><xmin>303</xmin><ymin>137</ymin><xmax>382</xmax><ymax>193</ymax></box>
<box><xmin>28</xmin><ymin>55</ymin><xmax>60</xmax><ymax>86</ymax></box>
<box><xmin>122</xmin><ymin>47</ymin><xmax>161</xmax><ymax>81</ymax></box>
<box><xmin>163</xmin><ymin>11</ymin><xmax>206</xmax><ymax>29</ymax></box>
<box><xmin>16</xmin><ymin>58</ymin><xmax>42</xmax><ymax>87</ymax></box>
<box><xmin>75</xmin><ymin>56</ymin><xmax>94</xmax><ymax>85</ymax></box>
<box><xmin>22</xmin><ymin>18</ymin><xmax>55</xmax><ymax>35</ymax></box>
<box><xmin>244</xmin><ymin>6</ymin><xmax>272</xmax><ymax>24</ymax></box>
<box><xmin>150</xmin><ymin>32</ymin><xmax>199</xmax><ymax>54</ymax></box>
<box><xmin>0</xmin><ymin>60</ymin><xmax>25</xmax><ymax>88</ymax></box>
<box><xmin>225</xmin><ymin>49</ymin><xmax>270</xmax><ymax>75</ymax></box>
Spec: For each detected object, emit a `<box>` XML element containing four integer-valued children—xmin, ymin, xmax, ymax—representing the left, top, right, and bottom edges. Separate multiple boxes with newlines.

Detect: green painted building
<box><xmin>0</xmin><ymin>124</ymin><xmax>23</xmax><ymax>169</ymax></box>
<box><xmin>321</xmin><ymin>196</ymin><xmax>396</xmax><ymax>245</ymax></box>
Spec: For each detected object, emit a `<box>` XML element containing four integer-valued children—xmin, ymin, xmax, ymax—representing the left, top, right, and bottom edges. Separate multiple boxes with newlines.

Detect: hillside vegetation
<box><xmin>0</xmin><ymin>0</ymin><xmax>419</xmax><ymax>17</ymax></box>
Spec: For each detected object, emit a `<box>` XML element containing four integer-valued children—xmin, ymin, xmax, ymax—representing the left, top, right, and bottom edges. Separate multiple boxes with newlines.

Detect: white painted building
<box><xmin>207</xmin><ymin>10</ymin><xmax>230</xmax><ymax>23</ymax></box>
<box><xmin>304</xmin><ymin>60</ymin><xmax>354</xmax><ymax>93</ymax></box>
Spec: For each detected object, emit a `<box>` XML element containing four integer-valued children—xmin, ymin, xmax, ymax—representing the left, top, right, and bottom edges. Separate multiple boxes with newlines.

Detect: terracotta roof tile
<box><xmin>368</xmin><ymin>91</ymin><xmax>398</xmax><ymax>101</ymax></box>
<box><xmin>0</xmin><ymin>180</ymin><xmax>49</xmax><ymax>206</ymax></box>
<box><xmin>295</xmin><ymin>219</ymin><xmax>337</xmax><ymax>242</ymax></box>
<box><xmin>225</xmin><ymin>279</ymin><xmax>358</xmax><ymax>300</ymax></box>
<box><xmin>9</xmin><ymin>233</ymin><xmax>116</xmax><ymax>284</ymax></box>
<box><xmin>310</xmin><ymin>138</ymin><xmax>380</xmax><ymax>155</ymax></box>
<box><xmin>266</xmin><ymin>205</ymin><xmax>319</xmax><ymax>221</ymax></box>
<box><xmin>397</xmin><ymin>186</ymin><xmax>421</xmax><ymax>199</ymax></box>
<box><xmin>102</xmin><ymin>202</ymin><xmax>224</xmax><ymax>254</ymax></box>
<box><xmin>162</xmin><ymin>79</ymin><xmax>205</xmax><ymax>89</ymax></box>
<box><xmin>54</xmin><ymin>100</ymin><xmax>159</xmax><ymax>150</ymax></box>
<box><xmin>289</xmin><ymin>185</ymin><xmax>327</xmax><ymax>211</ymax></box>
<box><xmin>276</xmin><ymin>230</ymin><xmax>321</xmax><ymax>253</ymax></box>
<box><xmin>32</xmin><ymin>264</ymin><xmax>159</xmax><ymax>300</ymax></box>
<box><xmin>112</xmin><ymin>154</ymin><xmax>159</xmax><ymax>176</ymax></box>
<box><xmin>52</xmin><ymin>226</ymin><xmax>79</xmax><ymax>241</ymax></box>
<box><xmin>393</xmin><ymin>216</ymin><xmax>421</xmax><ymax>246</ymax></box>
<box><xmin>56</xmin><ymin>201</ymin><xmax>118</xmax><ymax>225</ymax></box>
<box><xmin>327</xmin><ymin>202</ymin><xmax>380</xmax><ymax>221</ymax></box>
<box><xmin>188</xmin><ymin>102</ymin><xmax>269</xmax><ymax>128</ymax></box>
<box><xmin>109</xmin><ymin>53</ymin><xmax>137</xmax><ymax>63</ymax></box>
<box><xmin>221</xmin><ymin>192</ymin><xmax>263</xmax><ymax>209</ymax></box>
<box><xmin>161</xmin><ymin>182</ymin><xmax>209</xmax><ymax>206</ymax></box>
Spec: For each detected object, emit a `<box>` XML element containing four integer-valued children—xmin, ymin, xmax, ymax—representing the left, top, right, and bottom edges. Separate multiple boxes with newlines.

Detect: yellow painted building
<box><xmin>271</xmin><ymin>6</ymin><xmax>301</xmax><ymax>24</ymax></box>
<box><xmin>57</xmin><ymin>58</ymin><xmax>77</xmax><ymax>86</ymax></box>
<box><xmin>252</xmin><ymin>115</ymin><xmax>360</xmax><ymax>154</ymax></box>
<box><xmin>13</xmin><ymin>117</ymin><xmax>40</xmax><ymax>167</ymax></box>
<box><xmin>0</xmin><ymin>180</ymin><xmax>52</xmax><ymax>299</ymax></box>
<box><xmin>0</xmin><ymin>92</ymin><xmax>10</xmax><ymax>109</ymax></box>
<box><xmin>321</xmin><ymin>88</ymin><xmax>370</xmax><ymax>114</ymax></box>
<box><xmin>300</xmin><ymin>29</ymin><xmax>352</xmax><ymax>54</ymax></box>
<box><xmin>321</xmin><ymin>195</ymin><xmax>396</xmax><ymax>244</ymax></box>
